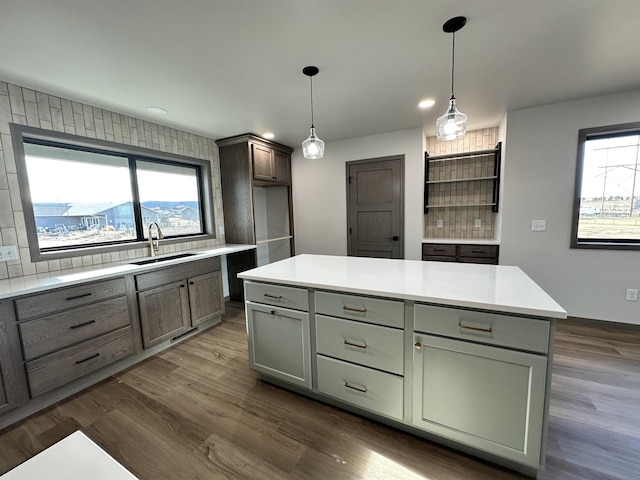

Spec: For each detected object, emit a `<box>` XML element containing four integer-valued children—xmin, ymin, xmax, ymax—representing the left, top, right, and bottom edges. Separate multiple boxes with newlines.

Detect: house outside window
<box><xmin>571</xmin><ymin>122</ymin><xmax>640</xmax><ymax>249</ymax></box>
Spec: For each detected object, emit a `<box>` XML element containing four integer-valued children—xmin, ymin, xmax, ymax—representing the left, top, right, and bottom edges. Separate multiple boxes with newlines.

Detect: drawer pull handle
<box><xmin>70</xmin><ymin>320</ymin><xmax>97</xmax><ymax>329</ymax></box>
<box><xmin>66</xmin><ymin>292</ymin><xmax>92</xmax><ymax>301</ymax></box>
<box><xmin>264</xmin><ymin>293</ymin><xmax>283</xmax><ymax>299</ymax></box>
<box><xmin>471</xmin><ymin>250</ymin><xmax>486</xmax><ymax>254</ymax></box>
<box><xmin>344</xmin><ymin>381</ymin><xmax>368</xmax><ymax>393</ymax></box>
<box><xmin>343</xmin><ymin>339</ymin><xmax>367</xmax><ymax>349</ymax></box>
<box><xmin>343</xmin><ymin>306</ymin><xmax>366</xmax><ymax>314</ymax></box>
<box><xmin>75</xmin><ymin>353</ymin><xmax>100</xmax><ymax>364</ymax></box>
<box><xmin>433</xmin><ymin>249</ymin><xmax>446</xmax><ymax>252</ymax></box>
<box><xmin>415</xmin><ymin>341</ymin><xmax>422</xmax><ymax>350</ymax></box>
<box><xmin>458</xmin><ymin>322</ymin><xmax>493</xmax><ymax>333</ymax></box>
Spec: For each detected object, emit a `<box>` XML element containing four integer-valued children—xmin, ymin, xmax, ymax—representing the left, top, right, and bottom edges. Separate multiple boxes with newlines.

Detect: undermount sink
<box><xmin>129</xmin><ymin>252</ymin><xmax>197</xmax><ymax>266</ymax></box>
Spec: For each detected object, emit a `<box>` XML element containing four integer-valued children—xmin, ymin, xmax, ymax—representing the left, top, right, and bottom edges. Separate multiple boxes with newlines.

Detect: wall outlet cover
<box><xmin>531</xmin><ymin>220</ymin><xmax>547</xmax><ymax>231</ymax></box>
<box><xmin>436</xmin><ymin>219</ymin><xmax>443</xmax><ymax>228</ymax></box>
<box><xmin>625</xmin><ymin>288</ymin><xmax>638</xmax><ymax>302</ymax></box>
<box><xmin>474</xmin><ymin>219</ymin><xmax>482</xmax><ymax>228</ymax></box>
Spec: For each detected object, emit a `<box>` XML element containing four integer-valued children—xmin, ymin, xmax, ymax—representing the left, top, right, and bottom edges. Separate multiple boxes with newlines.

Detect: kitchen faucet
<box><xmin>148</xmin><ymin>222</ymin><xmax>164</xmax><ymax>257</ymax></box>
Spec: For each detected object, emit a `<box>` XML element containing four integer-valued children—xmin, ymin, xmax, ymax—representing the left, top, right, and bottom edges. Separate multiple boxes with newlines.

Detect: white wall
<box><xmin>501</xmin><ymin>89</ymin><xmax>640</xmax><ymax>325</ymax></box>
<box><xmin>292</xmin><ymin>128</ymin><xmax>424</xmax><ymax>260</ymax></box>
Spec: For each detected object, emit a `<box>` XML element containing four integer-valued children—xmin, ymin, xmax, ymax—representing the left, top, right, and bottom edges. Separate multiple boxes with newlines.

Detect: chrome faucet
<box><xmin>148</xmin><ymin>222</ymin><xmax>164</xmax><ymax>257</ymax></box>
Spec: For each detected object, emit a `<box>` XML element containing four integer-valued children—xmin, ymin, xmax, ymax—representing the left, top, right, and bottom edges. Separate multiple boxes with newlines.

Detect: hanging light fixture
<box><xmin>436</xmin><ymin>16</ymin><xmax>468</xmax><ymax>141</ymax></box>
<box><xmin>302</xmin><ymin>66</ymin><xmax>325</xmax><ymax>159</ymax></box>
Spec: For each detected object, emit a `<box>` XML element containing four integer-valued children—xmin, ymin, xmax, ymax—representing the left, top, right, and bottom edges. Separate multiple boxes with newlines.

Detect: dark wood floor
<box><xmin>1</xmin><ymin>303</ymin><xmax>639</xmax><ymax>479</ymax></box>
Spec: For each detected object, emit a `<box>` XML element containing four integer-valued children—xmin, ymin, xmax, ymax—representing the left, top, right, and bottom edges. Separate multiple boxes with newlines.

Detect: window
<box><xmin>11</xmin><ymin>124</ymin><xmax>215</xmax><ymax>261</ymax></box>
<box><xmin>571</xmin><ymin>122</ymin><xmax>640</xmax><ymax>249</ymax></box>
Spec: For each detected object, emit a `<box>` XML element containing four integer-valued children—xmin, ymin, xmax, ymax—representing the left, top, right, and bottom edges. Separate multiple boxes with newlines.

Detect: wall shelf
<box><xmin>424</xmin><ymin>143</ymin><xmax>501</xmax><ymax>214</ymax></box>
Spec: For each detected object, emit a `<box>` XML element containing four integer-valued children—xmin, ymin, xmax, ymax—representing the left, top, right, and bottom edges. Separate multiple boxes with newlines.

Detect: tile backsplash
<box><xmin>0</xmin><ymin>81</ymin><xmax>225</xmax><ymax>281</ymax></box>
<box><xmin>424</xmin><ymin>128</ymin><xmax>500</xmax><ymax>240</ymax></box>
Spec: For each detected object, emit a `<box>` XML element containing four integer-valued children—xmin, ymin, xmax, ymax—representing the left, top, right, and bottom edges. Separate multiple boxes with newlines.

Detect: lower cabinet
<box><xmin>0</xmin><ymin>301</ymin><xmax>28</xmax><ymax>414</ymax></box>
<box><xmin>412</xmin><ymin>334</ymin><xmax>548</xmax><ymax>467</ymax></box>
<box><xmin>245</xmin><ymin>301</ymin><xmax>311</xmax><ymax>389</ymax></box>
<box><xmin>136</xmin><ymin>258</ymin><xmax>224</xmax><ymax>348</ymax></box>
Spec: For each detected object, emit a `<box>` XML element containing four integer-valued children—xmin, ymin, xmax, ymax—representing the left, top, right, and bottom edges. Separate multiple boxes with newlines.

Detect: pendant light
<box><xmin>436</xmin><ymin>16</ymin><xmax>468</xmax><ymax>141</ymax></box>
<box><xmin>302</xmin><ymin>66</ymin><xmax>325</xmax><ymax>159</ymax></box>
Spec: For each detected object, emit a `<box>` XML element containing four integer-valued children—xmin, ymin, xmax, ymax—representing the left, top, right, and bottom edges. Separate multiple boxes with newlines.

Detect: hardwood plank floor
<box><xmin>1</xmin><ymin>304</ymin><xmax>639</xmax><ymax>479</ymax></box>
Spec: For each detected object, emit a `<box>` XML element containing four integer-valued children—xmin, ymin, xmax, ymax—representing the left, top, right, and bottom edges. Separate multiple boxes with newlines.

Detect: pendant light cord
<box><xmin>309</xmin><ymin>75</ymin><xmax>315</xmax><ymax>128</ymax></box>
<box><xmin>450</xmin><ymin>31</ymin><xmax>456</xmax><ymax>99</ymax></box>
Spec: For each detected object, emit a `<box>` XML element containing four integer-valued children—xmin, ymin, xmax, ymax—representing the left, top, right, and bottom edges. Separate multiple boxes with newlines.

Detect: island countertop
<box><xmin>238</xmin><ymin>254</ymin><xmax>567</xmax><ymax>319</ymax></box>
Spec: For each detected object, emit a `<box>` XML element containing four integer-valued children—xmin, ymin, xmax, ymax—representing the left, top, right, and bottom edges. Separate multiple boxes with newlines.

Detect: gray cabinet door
<box><xmin>412</xmin><ymin>334</ymin><xmax>547</xmax><ymax>468</ymax></box>
<box><xmin>246</xmin><ymin>301</ymin><xmax>311</xmax><ymax>389</ymax></box>
<box><xmin>189</xmin><ymin>271</ymin><xmax>224</xmax><ymax>326</ymax></box>
<box><xmin>138</xmin><ymin>280</ymin><xmax>190</xmax><ymax>348</ymax></box>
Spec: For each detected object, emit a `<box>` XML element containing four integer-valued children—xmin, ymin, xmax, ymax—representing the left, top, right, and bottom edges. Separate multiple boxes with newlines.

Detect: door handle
<box><xmin>387</xmin><ymin>236</ymin><xmax>399</xmax><ymax>241</ymax></box>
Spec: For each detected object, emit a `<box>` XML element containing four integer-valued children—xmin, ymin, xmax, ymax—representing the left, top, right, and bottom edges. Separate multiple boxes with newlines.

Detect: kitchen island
<box><xmin>238</xmin><ymin>254</ymin><xmax>566</xmax><ymax>477</ymax></box>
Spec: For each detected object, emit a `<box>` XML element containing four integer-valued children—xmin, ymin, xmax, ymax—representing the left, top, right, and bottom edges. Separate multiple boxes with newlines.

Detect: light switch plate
<box><xmin>0</xmin><ymin>245</ymin><xmax>19</xmax><ymax>262</ymax></box>
<box><xmin>531</xmin><ymin>220</ymin><xmax>547</xmax><ymax>231</ymax></box>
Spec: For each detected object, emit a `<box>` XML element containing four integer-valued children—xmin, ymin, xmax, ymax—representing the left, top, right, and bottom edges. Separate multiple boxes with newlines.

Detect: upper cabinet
<box><xmin>252</xmin><ymin>143</ymin><xmax>291</xmax><ymax>184</ymax></box>
<box><xmin>217</xmin><ymin>134</ymin><xmax>295</xmax><ymax>301</ymax></box>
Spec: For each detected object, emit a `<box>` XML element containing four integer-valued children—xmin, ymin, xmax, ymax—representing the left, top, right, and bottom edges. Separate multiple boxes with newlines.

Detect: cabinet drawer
<box><xmin>316</xmin><ymin>315</ymin><xmax>404</xmax><ymax>375</ymax></box>
<box><xmin>317</xmin><ymin>355</ymin><xmax>403</xmax><ymax>421</ymax></box>
<box><xmin>19</xmin><ymin>296</ymin><xmax>131</xmax><ymax>361</ymax></box>
<box><xmin>414</xmin><ymin>304</ymin><xmax>550</xmax><ymax>354</ymax></box>
<box><xmin>459</xmin><ymin>245</ymin><xmax>498</xmax><ymax>259</ymax></box>
<box><xmin>422</xmin><ymin>255</ymin><xmax>457</xmax><ymax>262</ymax></box>
<box><xmin>135</xmin><ymin>257</ymin><xmax>221</xmax><ymax>291</ymax></box>
<box><xmin>315</xmin><ymin>292</ymin><xmax>404</xmax><ymax>328</ymax></box>
<box><xmin>15</xmin><ymin>278</ymin><xmax>127</xmax><ymax>320</ymax></box>
<box><xmin>422</xmin><ymin>244</ymin><xmax>457</xmax><ymax>257</ymax></box>
<box><xmin>245</xmin><ymin>281</ymin><xmax>309</xmax><ymax>311</ymax></box>
<box><xmin>25</xmin><ymin>326</ymin><xmax>134</xmax><ymax>398</ymax></box>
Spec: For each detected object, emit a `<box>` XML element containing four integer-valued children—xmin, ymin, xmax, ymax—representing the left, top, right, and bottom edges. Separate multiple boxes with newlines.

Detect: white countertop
<box><xmin>238</xmin><ymin>254</ymin><xmax>566</xmax><ymax>319</ymax></box>
<box><xmin>0</xmin><ymin>244</ymin><xmax>255</xmax><ymax>300</ymax></box>
<box><xmin>0</xmin><ymin>431</ymin><xmax>137</xmax><ymax>479</ymax></box>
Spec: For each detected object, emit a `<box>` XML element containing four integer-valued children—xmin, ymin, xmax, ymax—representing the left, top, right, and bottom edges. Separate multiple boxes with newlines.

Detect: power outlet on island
<box><xmin>625</xmin><ymin>288</ymin><xmax>638</xmax><ymax>302</ymax></box>
<box><xmin>0</xmin><ymin>245</ymin><xmax>19</xmax><ymax>262</ymax></box>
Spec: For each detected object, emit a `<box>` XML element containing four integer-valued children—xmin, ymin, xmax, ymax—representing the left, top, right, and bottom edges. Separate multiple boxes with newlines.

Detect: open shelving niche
<box><xmin>424</xmin><ymin>142</ymin><xmax>502</xmax><ymax>214</ymax></box>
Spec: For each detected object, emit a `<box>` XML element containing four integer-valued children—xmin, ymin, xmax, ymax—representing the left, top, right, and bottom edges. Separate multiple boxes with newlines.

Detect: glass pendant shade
<box><xmin>436</xmin><ymin>96</ymin><xmax>467</xmax><ymax>141</ymax></box>
<box><xmin>302</xmin><ymin>126</ymin><xmax>325</xmax><ymax>159</ymax></box>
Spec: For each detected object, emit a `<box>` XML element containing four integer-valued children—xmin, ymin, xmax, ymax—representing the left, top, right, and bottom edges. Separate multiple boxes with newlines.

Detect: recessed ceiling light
<box><xmin>147</xmin><ymin>107</ymin><xmax>167</xmax><ymax>114</ymax></box>
<box><xmin>418</xmin><ymin>99</ymin><xmax>435</xmax><ymax>109</ymax></box>
<box><xmin>263</xmin><ymin>132</ymin><xmax>275</xmax><ymax>139</ymax></box>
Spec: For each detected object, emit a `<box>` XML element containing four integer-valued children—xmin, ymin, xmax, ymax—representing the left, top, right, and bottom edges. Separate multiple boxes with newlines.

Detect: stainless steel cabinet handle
<box><xmin>343</xmin><ymin>339</ymin><xmax>367</xmax><ymax>349</ymax></box>
<box><xmin>458</xmin><ymin>322</ymin><xmax>493</xmax><ymax>333</ymax></box>
<box><xmin>264</xmin><ymin>293</ymin><xmax>283</xmax><ymax>299</ymax></box>
<box><xmin>344</xmin><ymin>381</ymin><xmax>367</xmax><ymax>393</ymax></box>
<box><xmin>343</xmin><ymin>305</ymin><xmax>366</xmax><ymax>313</ymax></box>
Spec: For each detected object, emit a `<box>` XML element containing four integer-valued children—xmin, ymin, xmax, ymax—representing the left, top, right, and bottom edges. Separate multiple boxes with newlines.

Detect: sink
<box><xmin>129</xmin><ymin>252</ymin><xmax>197</xmax><ymax>266</ymax></box>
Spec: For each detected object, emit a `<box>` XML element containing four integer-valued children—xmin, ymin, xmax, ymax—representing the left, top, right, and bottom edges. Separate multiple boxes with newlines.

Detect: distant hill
<box><xmin>141</xmin><ymin>201</ymin><xmax>199</xmax><ymax>210</ymax></box>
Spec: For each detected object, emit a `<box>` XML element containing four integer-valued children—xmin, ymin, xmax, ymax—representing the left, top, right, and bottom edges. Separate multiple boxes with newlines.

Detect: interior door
<box><xmin>347</xmin><ymin>156</ymin><xmax>404</xmax><ymax>258</ymax></box>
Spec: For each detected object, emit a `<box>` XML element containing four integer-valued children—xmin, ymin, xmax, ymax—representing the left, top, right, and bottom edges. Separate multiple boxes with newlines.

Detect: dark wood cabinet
<box><xmin>423</xmin><ymin>243</ymin><xmax>499</xmax><ymax>264</ymax></box>
<box><xmin>0</xmin><ymin>301</ymin><xmax>28</xmax><ymax>413</ymax></box>
<box><xmin>217</xmin><ymin>133</ymin><xmax>295</xmax><ymax>301</ymax></box>
<box><xmin>135</xmin><ymin>257</ymin><xmax>223</xmax><ymax>348</ymax></box>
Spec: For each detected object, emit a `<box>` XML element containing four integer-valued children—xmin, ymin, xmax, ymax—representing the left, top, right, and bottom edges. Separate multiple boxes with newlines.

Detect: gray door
<box><xmin>347</xmin><ymin>155</ymin><xmax>404</xmax><ymax>258</ymax></box>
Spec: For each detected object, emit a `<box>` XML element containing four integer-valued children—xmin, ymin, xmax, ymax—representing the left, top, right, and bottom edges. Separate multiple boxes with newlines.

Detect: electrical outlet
<box><xmin>219</xmin><ymin>225</ymin><xmax>225</xmax><ymax>235</ymax></box>
<box><xmin>436</xmin><ymin>219</ymin><xmax>443</xmax><ymax>228</ymax></box>
<box><xmin>474</xmin><ymin>219</ymin><xmax>482</xmax><ymax>228</ymax></box>
<box><xmin>531</xmin><ymin>220</ymin><xmax>547</xmax><ymax>231</ymax></box>
<box><xmin>0</xmin><ymin>245</ymin><xmax>19</xmax><ymax>262</ymax></box>
<box><xmin>625</xmin><ymin>288</ymin><xmax>638</xmax><ymax>302</ymax></box>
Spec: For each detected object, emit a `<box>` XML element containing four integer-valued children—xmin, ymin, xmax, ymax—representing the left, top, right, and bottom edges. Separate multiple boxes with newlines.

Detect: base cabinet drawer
<box><xmin>317</xmin><ymin>355</ymin><xmax>403</xmax><ymax>421</ymax></box>
<box><xmin>315</xmin><ymin>291</ymin><xmax>404</xmax><ymax>328</ymax></box>
<box><xmin>414</xmin><ymin>304</ymin><xmax>550</xmax><ymax>354</ymax></box>
<box><xmin>245</xmin><ymin>282</ymin><xmax>309</xmax><ymax>311</ymax></box>
<box><xmin>412</xmin><ymin>334</ymin><xmax>547</xmax><ymax>467</ymax></box>
<box><xmin>246</xmin><ymin>301</ymin><xmax>311</xmax><ymax>389</ymax></box>
<box><xmin>25</xmin><ymin>327</ymin><xmax>134</xmax><ymax>398</ymax></box>
<box><xmin>19</xmin><ymin>296</ymin><xmax>131</xmax><ymax>361</ymax></box>
<box><xmin>316</xmin><ymin>314</ymin><xmax>404</xmax><ymax>375</ymax></box>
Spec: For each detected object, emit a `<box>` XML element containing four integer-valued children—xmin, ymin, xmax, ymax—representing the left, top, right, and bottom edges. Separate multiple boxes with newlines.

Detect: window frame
<box><xmin>10</xmin><ymin>123</ymin><xmax>216</xmax><ymax>262</ymax></box>
<box><xmin>571</xmin><ymin>121</ymin><xmax>640</xmax><ymax>250</ymax></box>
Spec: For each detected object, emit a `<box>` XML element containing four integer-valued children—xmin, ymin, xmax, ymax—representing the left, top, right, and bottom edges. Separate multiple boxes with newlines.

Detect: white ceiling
<box><xmin>1</xmin><ymin>0</ymin><xmax>639</xmax><ymax>149</ymax></box>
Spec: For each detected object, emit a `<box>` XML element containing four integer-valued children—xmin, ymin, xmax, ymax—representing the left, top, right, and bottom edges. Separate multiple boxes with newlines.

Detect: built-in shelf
<box><xmin>256</xmin><ymin>235</ymin><xmax>293</xmax><ymax>245</ymax></box>
<box><xmin>424</xmin><ymin>143</ymin><xmax>501</xmax><ymax>214</ymax></box>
